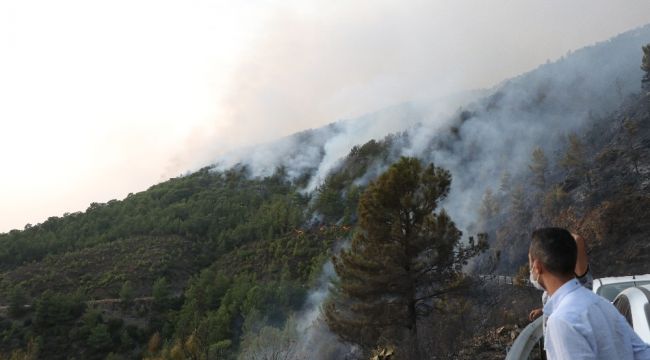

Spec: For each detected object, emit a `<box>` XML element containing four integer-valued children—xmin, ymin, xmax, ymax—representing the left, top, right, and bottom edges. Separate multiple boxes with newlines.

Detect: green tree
<box><xmin>542</xmin><ymin>185</ymin><xmax>568</xmax><ymax>221</ymax></box>
<box><xmin>623</xmin><ymin>119</ymin><xmax>641</xmax><ymax>175</ymax></box>
<box><xmin>478</xmin><ymin>188</ymin><xmax>499</xmax><ymax>222</ymax></box>
<box><xmin>120</xmin><ymin>329</ymin><xmax>135</xmax><ymax>351</ymax></box>
<box><xmin>87</xmin><ymin>324</ymin><xmax>112</xmax><ymax>352</ymax></box>
<box><xmin>560</xmin><ymin>133</ymin><xmax>592</xmax><ymax>188</ymax></box>
<box><xmin>119</xmin><ymin>280</ymin><xmax>135</xmax><ymax>309</ymax></box>
<box><xmin>642</xmin><ymin>44</ymin><xmax>650</xmax><ymax>91</ymax></box>
<box><xmin>324</xmin><ymin>157</ymin><xmax>486</xmax><ymax>358</ymax></box>
<box><xmin>8</xmin><ymin>285</ymin><xmax>28</xmax><ymax>318</ymax></box>
<box><xmin>5</xmin><ymin>338</ymin><xmax>39</xmax><ymax>360</ymax></box>
<box><xmin>80</xmin><ymin>308</ymin><xmax>103</xmax><ymax>336</ymax></box>
<box><xmin>152</xmin><ymin>277</ymin><xmax>171</xmax><ymax>311</ymax></box>
<box><xmin>510</xmin><ymin>185</ymin><xmax>528</xmax><ymax>221</ymax></box>
<box><xmin>528</xmin><ymin>147</ymin><xmax>548</xmax><ymax>190</ymax></box>
<box><xmin>314</xmin><ymin>175</ymin><xmax>346</xmax><ymax>221</ymax></box>
<box><xmin>33</xmin><ymin>291</ymin><xmax>85</xmax><ymax>329</ymax></box>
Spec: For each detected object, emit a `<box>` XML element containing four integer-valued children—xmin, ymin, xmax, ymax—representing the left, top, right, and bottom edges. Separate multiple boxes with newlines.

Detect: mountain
<box><xmin>0</xmin><ymin>24</ymin><xmax>648</xmax><ymax>359</ymax></box>
<box><xmin>217</xmin><ymin>23</ymin><xmax>649</xmax><ymax>237</ymax></box>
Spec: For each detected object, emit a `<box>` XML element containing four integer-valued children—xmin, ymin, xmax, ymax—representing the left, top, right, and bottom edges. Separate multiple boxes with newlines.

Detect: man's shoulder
<box><xmin>549</xmin><ymin>286</ymin><xmax>602</xmax><ymax>321</ymax></box>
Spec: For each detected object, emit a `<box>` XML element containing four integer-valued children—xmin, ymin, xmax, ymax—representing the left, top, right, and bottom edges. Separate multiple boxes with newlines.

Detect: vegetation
<box><xmin>623</xmin><ymin>119</ymin><xmax>641</xmax><ymax>174</ymax></box>
<box><xmin>642</xmin><ymin>43</ymin><xmax>650</xmax><ymax>91</ymax></box>
<box><xmin>0</xmin><ymin>42</ymin><xmax>648</xmax><ymax>358</ymax></box>
<box><xmin>0</xmin><ymin>166</ymin><xmax>305</xmax><ymax>270</ymax></box>
<box><xmin>324</xmin><ymin>157</ymin><xmax>486</xmax><ymax>358</ymax></box>
<box><xmin>7</xmin><ymin>286</ymin><xmax>27</xmax><ymax>318</ymax></box>
<box><xmin>561</xmin><ymin>133</ymin><xmax>592</xmax><ymax>188</ymax></box>
<box><xmin>238</xmin><ymin>316</ymin><xmax>299</xmax><ymax>360</ymax></box>
<box><xmin>509</xmin><ymin>185</ymin><xmax>528</xmax><ymax>222</ymax></box>
<box><xmin>528</xmin><ymin>147</ymin><xmax>548</xmax><ymax>190</ymax></box>
<box><xmin>119</xmin><ymin>281</ymin><xmax>135</xmax><ymax>309</ymax></box>
<box><xmin>0</xmin><ymin>235</ymin><xmax>198</xmax><ymax>302</ymax></box>
<box><xmin>479</xmin><ymin>188</ymin><xmax>500</xmax><ymax>223</ymax></box>
<box><xmin>313</xmin><ymin>135</ymin><xmax>401</xmax><ymax>223</ymax></box>
<box><xmin>0</xmin><ymin>164</ymin><xmax>338</xmax><ymax>359</ymax></box>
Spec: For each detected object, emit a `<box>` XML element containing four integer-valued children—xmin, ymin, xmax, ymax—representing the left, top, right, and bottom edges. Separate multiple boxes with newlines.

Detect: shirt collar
<box><xmin>543</xmin><ymin>278</ymin><xmax>580</xmax><ymax>317</ymax></box>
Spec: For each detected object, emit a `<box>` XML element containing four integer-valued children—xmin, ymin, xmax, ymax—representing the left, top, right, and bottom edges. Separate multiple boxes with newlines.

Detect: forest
<box><xmin>0</xmin><ymin>137</ymin><xmax>399</xmax><ymax>359</ymax></box>
<box><xmin>0</xmin><ymin>32</ymin><xmax>648</xmax><ymax>360</ymax></box>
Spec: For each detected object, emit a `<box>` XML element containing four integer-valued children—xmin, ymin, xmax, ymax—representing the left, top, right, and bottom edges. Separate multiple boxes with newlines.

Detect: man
<box><xmin>529</xmin><ymin>227</ymin><xmax>650</xmax><ymax>359</ymax></box>
<box><xmin>528</xmin><ymin>232</ymin><xmax>591</xmax><ymax>321</ymax></box>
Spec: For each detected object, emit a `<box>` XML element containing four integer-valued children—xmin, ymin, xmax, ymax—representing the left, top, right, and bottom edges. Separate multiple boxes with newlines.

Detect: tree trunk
<box><xmin>407</xmin><ymin>299</ymin><xmax>421</xmax><ymax>360</ymax></box>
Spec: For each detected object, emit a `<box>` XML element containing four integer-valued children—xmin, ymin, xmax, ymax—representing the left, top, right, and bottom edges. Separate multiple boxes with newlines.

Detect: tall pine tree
<box><xmin>561</xmin><ymin>133</ymin><xmax>592</xmax><ymax>188</ymax></box>
<box><xmin>528</xmin><ymin>147</ymin><xmax>548</xmax><ymax>190</ymax></box>
<box><xmin>324</xmin><ymin>157</ymin><xmax>486</xmax><ymax>358</ymax></box>
<box><xmin>642</xmin><ymin>44</ymin><xmax>650</xmax><ymax>91</ymax></box>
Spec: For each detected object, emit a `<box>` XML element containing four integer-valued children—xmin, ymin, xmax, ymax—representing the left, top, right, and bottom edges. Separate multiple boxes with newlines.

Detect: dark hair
<box><xmin>530</xmin><ymin>227</ymin><xmax>576</xmax><ymax>277</ymax></box>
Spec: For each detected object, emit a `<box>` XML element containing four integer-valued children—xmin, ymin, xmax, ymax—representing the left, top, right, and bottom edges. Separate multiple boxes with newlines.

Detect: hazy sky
<box><xmin>1</xmin><ymin>0</ymin><xmax>649</xmax><ymax>233</ymax></box>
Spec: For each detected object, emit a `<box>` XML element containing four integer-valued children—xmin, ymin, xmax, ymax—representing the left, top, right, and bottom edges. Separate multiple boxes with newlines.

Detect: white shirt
<box><xmin>543</xmin><ymin>279</ymin><xmax>650</xmax><ymax>360</ymax></box>
<box><xmin>541</xmin><ymin>267</ymin><xmax>593</xmax><ymax>332</ymax></box>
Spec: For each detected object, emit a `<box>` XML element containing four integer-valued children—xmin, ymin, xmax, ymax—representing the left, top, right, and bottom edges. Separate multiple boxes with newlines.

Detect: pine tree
<box><xmin>642</xmin><ymin>44</ymin><xmax>650</xmax><ymax>91</ymax></box>
<box><xmin>479</xmin><ymin>188</ymin><xmax>499</xmax><ymax>222</ymax></box>
<box><xmin>152</xmin><ymin>277</ymin><xmax>171</xmax><ymax>311</ymax></box>
<box><xmin>314</xmin><ymin>175</ymin><xmax>346</xmax><ymax>221</ymax></box>
<box><xmin>87</xmin><ymin>324</ymin><xmax>113</xmax><ymax>352</ymax></box>
<box><xmin>499</xmin><ymin>171</ymin><xmax>511</xmax><ymax>193</ymax></box>
<box><xmin>324</xmin><ymin>157</ymin><xmax>486</xmax><ymax>357</ymax></box>
<box><xmin>528</xmin><ymin>147</ymin><xmax>548</xmax><ymax>190</ymax></box>
<box><xmin>623</xmin><ymin>119</ymin><xmax>641</xmax><ymax>175</ymax></box>
<box><xmin>542</xmin><ymin>184</ymin><xmax>568</xmax><ymax>221</ymax></box>
<box><xmin>510</xmin><ymin>185</ymin><xmax>527</xmax><ymax>221</ymax></box>
<box><xmin>8</xmin><ymin>285</ymin><xmax>28</xmax><ymax>318</ymax></box>
<box><xmin>561</xmin><ymin>133</ymin><xmax>592</xmax><ymax>188</ymax></box>
<box><xmin>119</xmin><ymin>280</ymin><xmax>135</xmax><ymax>309</ymax></box>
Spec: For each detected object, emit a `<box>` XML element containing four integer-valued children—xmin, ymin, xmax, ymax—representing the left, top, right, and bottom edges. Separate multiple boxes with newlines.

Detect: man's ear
<box><xmin>531</xmin><ymin>259</ymin><xmax>543</xmax><ymax>275</ymax></box>
<box><xmin>531</xmin><ymin>260</ymin><xmax>537</xmax><ymax>274</ymax></box>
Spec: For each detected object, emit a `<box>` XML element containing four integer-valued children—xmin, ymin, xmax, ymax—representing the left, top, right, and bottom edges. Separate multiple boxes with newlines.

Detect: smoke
<box><xmin>214</xmin><ymin>93</ymin><xmax>475</xmax><ymax>193</ymax></box>
<box><xmin>406</xmin><ymin>25</ymin><xmax>650</xmax><ymax>231</ymax></box>
<box><xmin>226</xmin><ymin>23</ymin><xmax>650</xmax><ymax>358</ymax></box>
<box><xmin>180</xmin><ymin>2</ymin><xmax>650</xmax><ymax>177</ymax></box>
<box><xmin>296</xmin><ymin>262</ymin><xmax>334</xmax><ymax>333</ymax></box>
<box><xmin>217</xmin><ymin>24</ymin><xmax>650</xmax><ymax>230</ymax></box>
<box><xmin>291</xmin><ymin>261</ymin><xmax>359</xmax><ymax>359</ymax></box>
<box><xmin>238</xmin><ymin>262</ymin><xmax>359</xmax><ymax>359</ymax></box>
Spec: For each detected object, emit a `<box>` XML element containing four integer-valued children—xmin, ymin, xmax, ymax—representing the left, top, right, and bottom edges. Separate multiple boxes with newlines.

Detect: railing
<box><xmin>505</xmin><ymin>316</ymin><xmax>543</xmax><ymax>360</ymax></box>
<box><xmin>478</xmin><ymin>274</ymin><xmax>531</xmax><ymax>287</ymax></box>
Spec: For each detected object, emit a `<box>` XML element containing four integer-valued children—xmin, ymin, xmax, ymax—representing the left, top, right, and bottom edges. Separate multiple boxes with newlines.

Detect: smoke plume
<box><xmin>224</xmin><ymin>24</ymin><xmax>650</xmax><ymax>357</ymax></box>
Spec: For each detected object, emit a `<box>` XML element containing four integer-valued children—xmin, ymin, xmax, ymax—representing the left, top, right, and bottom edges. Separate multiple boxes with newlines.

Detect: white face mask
<box><xmin>529</xmin><ymin>268</ymin><xmax>545</xmax><ymax>291</ymax></box>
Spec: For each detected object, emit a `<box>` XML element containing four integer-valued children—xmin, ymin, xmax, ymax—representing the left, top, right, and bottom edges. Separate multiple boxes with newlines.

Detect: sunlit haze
<box><xmin>1</xmin><ymin>0</ymin><xmax>650</xmax><ymax>232</ymax></box>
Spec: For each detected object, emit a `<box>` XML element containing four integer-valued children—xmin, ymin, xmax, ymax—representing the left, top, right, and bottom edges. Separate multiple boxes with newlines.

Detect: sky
<box><xmin>1</xmin><ymin>0</ymin><xmax>650</xmax><ymax>233</ymax></box>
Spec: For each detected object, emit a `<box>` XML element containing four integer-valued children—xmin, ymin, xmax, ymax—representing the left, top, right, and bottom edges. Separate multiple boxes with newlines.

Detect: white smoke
<box><xmin>290</xmin><ymin>260</ymin><xmax>362</xmax><ymax>360</ymax></box>
<box><xmin>296</xmin><ymin>261</ymin><xmax>334</xmax><ymax>333</ymax></box>
<box><xmin>408</xmin><ymin>25</ymin><xmax>649</xmax><ymax>230</ymax></box>
<box><xmin>214</xmin><ymin>92</ymin><xmax>478</xmax><ymax>192</ymax></box>
<box><xmin>215</xmin><ymin>21</ymin><xmax>649</xmax><ymax>232</ymax></box>
<box><xmin>227</xmin><ymin>24</ymin><xmax>650</xmax><ymax>358</ymax></box>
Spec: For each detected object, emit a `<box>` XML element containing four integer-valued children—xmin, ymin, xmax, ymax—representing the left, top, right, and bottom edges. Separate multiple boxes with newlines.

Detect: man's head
<box><xmin>529</xmin><ymin>227</ymin><xmax>577</xmax><ymax>290</ymax></box>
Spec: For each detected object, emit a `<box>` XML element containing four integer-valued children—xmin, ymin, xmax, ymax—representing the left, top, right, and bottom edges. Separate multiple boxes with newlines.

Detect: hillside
<box><xmin>0</xmin><ymin>24</ymin><xmax>648</xmax><ymax>359</ymax></box>
<box><xmin>0</xmin><ymin>235</ymin><xmax>199</xmax><ymax>302</ymax></box>
<box><xmin>456</xmin><ymin>90</ymin><xmax>650</xmax><ymax>359</ymax></box>
<box><xmin>0</xmin><ymin>167</ymin><xmax>335</xmax><ymax>359</ymax></box>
